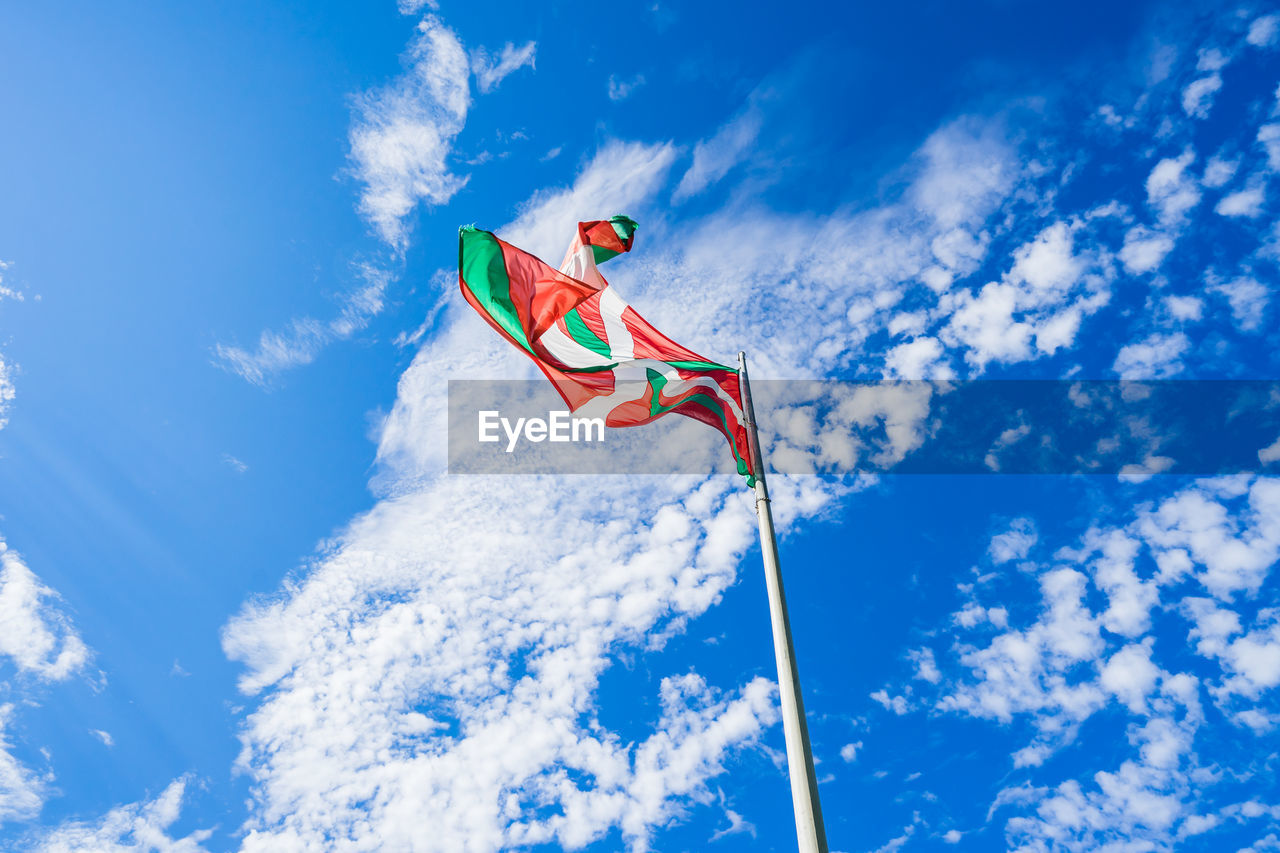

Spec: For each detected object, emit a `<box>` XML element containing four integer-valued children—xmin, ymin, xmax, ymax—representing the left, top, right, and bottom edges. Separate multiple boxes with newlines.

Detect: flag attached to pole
<box><xmin>458</xmin><ymin>216</ymin><xmax>754</xmax><ymax>481</ymax></box>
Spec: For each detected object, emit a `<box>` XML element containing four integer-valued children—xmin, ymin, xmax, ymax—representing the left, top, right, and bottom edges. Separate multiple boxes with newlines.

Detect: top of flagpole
<box><xmin>736</xmin><ymin>352</ymin><xmax>766</xmax><ymax>489</ymax></box>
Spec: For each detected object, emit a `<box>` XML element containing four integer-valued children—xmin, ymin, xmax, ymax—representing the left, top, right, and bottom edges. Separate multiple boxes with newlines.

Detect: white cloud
<box><xmin>349</xmin><ymin>15</ymin><xmax>471</xmax><ymax>249</ymax></box>
<box><xmin>1248</xmin><ymin>13</ymin><xmax>1279</xmax><ymax>48</ymax></box>
<box><xmin>673</xmin><ymin>106</ymin><xmax>763</xmax><ymax>202</ymax></box>
<box><xmin>34</xmin><ymin>776</ymin><xmax>211</xmax><ymax>852</ymax></box>
<box><xmin>0</xmin><ymin>260</ymin><xmax>21</xmax><ymax>303</ymax></box>
<box><xmin>839</xmin><ymin>741</ymin><xmax>863</xmax><ymax>762</ymax></box>
<box><xmin>870</xmin><ymin>822</ymin><xmax>917</xmax><ymax>853</ymax></box>
<box><xmin>1202</xmin><ymin>155</ymin><xmax>1238</xmax><ymax>188</ymax></box>
<box><xmin>935</xmin><ymin>221</ymin><xmax>1109</xmax><ymax>369</ymax></box>
<box><xmin>607</xmin><ymin>73</ymin><xmax>646</xmax><ymax>102</ymax></box>
<box><xmin>0</xmin><ymin>261</ymin><xmax>16</xmax><ymax>430</ymax></box>
<box><xmin>1220</xmin><ymin>617</ymin><xmax>1280</xmax><ymax>697</ymax></box>
<box><xmin>0</xmin><ymin>354</ymin><xmax>12</xmax><ymax>433</ymax></box>
<box><xmin>708</xmin><ymin>804</ymin><xmax>756</xmax><ymax>842</ymax></box>
<box><xmin>1260</xmin><ymin>436</ymin><xmax>1280</xmax><ymax>465</ymax></box>
<box><xmin>1007</xmin><ymin>221</ymin><xmax>1083</xmax><ymax>293</ymax></box>
<box><xmin>1196</xmin><ymin>47</ymin><xmax>1229</xmax><ymax>73</ymax></box>
<box><xmin>501</xmin><ymin>140</ymin><xmax>679</xmax><ymax>262</ymax></box>
<box><xmin>90</xmin><ymin>729</ymin><xmax>114</xmax><ymax>747</ymax></box>
<box><xmin>1119</xmin><ymin>226</ymin><xmax>1175</xmax><ymax>275</ymax></box>
<box><xmin>1099</xmin><ymin>641</ymin><xmax>1160</xmax><ymax>713</ymax></box>
<box><xmin>1215</xmin><ymin>183</ymin><xmax>1266</xmax><ymax>217</ymax></box>
<box><xmin>1182</xmin><ymin>75</ymin><xmax>1223</xmax><ymax>119</ymax></box>
<box><xmin>1259</xmin><ymin>123</ymin><xmax>1280</xmax><ymax>172</ymax></box>
<box><xmin>219</xmin><ymin>12</ymin><xmax>473</xmax><ymax>386</ymax></box>
<box><xmin>908</xmin><ymin>119</ymin><xmax>1013</xmax><ymax>231</ymax></box>
<box><xmin>1112</xmin><ymin>332</ymin><xmax>1188</xmax><ymax>378</ymax></box>
<box><xmin>1209</xmin><ymin>275</ymin><xmax>1268</xmax><ymax>331</ymax></box>
<box><xmin>1164</xmin><ymin>294</ymin><xmax>1203</xmax><ymax>321</ymax></box>
<box><xmin>0</xmin><ymin>705</ymin><xmax>47</xmax><ymax>822</ymax></box>
<box><xmin>0</xmin><ymin>539</ymin><xmax>96</xmax><ymax>823</ymax></box>
<box><xmin>1090</xmin><ymin>529</ymin><xmax>1159</xmax><ymax>636</ymax></box>
<box><xmin>470</xmin><ymin>40</ymin><xmax>536</xmax><ymax>94</ymax></box>
<box><xmin>0</xmin><ymin>539</ymin><xmax>88</xmax><ymax>681</ymax></box>
<box><xmin>1183</xmin><ymin>597</ymin><xmax>1241</xmax><ymax>655</ymax></box>
<box><xmin>1118</xmin><ymin>454</ymin><xmax>1176</xmax><ymax>484</ymax></box>
<box><xmin>935</xmin><ymin>566</ymin><xmax>1105</xmax><ymax>736</ymax></box>
<box><xmin>885</xmin><ymin>337</ymin><xmax>950</xmax><ymax>379</ymax></box>
<box><xmin>1146</xmin><ymin>149</ymin><xmax>1200</xmax><ymax>225</ymax></box>
<box><xmin>1137</xmin><ymin>477</ymin><xmax>1280</xmax><ymax>599</ymax></box>
<box><xmin>870</xmin><ymin>689</ymin><xmax>911</xmax><ymax>715</ymax></box>
<box><xmin>941</xmin><ymin>283</ymin><xmax>1033</xmax><ymax>367</ymax></box>
<box><xmin>989</xmin><ymin>518</ymin><xmax>1037</xmax><ymax>564</ymax></box>
<box><xmin>911</xmin><ymin>648</ymin><xmax>942</xmax><ymax>684</ymax></box>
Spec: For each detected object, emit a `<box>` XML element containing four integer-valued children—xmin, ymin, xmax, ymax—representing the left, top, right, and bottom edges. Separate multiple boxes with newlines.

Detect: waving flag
<box><xmin>458</xmin><ymin>216</ymin><xmax>754</xmax><ymax>480</ymax></box>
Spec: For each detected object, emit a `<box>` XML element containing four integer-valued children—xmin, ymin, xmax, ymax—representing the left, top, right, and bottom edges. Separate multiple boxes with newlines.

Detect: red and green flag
<box><xmin>458</xmin><ymin>216</ymin><xmax>754</xmax><ymax>481</ymax></box>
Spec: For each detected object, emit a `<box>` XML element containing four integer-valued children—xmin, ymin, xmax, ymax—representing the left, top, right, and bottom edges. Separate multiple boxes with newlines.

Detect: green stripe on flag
<box><xmin>562</xmin><ymin>363</ymin><xmax>619</xmax><ymax>374</ymax></box>
<box><xmin>590</xmin><ymin>245</ymin><xmax>622</xmax><ymax>265</ymax></box>
<box><xmin>608</xmin><ymin>215</ymin><xmax>637</xmax><ymax>244</ymax></box>
<box><xmin>590</xmin><ymin>216</ymin><xmax>639</xmax><ymax>265</ymax></box>
<box><xmin>564</xmin><ymin>308</ymin><xmax>611</xmax><ymax>358</ymax></box>
<box><xmin>664</xmin><ymin>359</ymin><xmax>733</xmax><ymax>373</ymax></box>
<box><xmin>645</xmin><ymin>369</ymin><xmax>752</xmax><ymax>479</ymax></box>
<box><xmin>458</xmin><ymin>227</ymin><xmax>533</xmax><ymax>354</ymax></box>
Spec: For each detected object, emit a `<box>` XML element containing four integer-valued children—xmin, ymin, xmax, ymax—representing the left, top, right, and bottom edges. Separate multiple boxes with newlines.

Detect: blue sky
<box><xmin>1</xmin><ymin>0</ymin><xmax>1280</xmax><ymax>850</ymax></box>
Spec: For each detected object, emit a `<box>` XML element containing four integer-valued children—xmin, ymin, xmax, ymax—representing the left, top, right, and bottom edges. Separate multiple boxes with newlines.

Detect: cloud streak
<box><xmin>213</xmin><ymin>264</ymin><xmax>391</xmax><ymax>387</ymax></box>
<box><xmin>470</xmin><ymin>41</ymin><xmax>536</xmax><ymax>94</ymax></box>
<box><xmin>350</xmin><ymin>15</ymin><xmax>471</xmax><ymax>250</ymax></box>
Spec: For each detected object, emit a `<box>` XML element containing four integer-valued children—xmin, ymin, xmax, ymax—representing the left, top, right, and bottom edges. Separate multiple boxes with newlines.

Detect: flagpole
<box><xmin>737</xmin><ymin>352</ymin><xmax>829</xmax><ymax>853</ymax></box>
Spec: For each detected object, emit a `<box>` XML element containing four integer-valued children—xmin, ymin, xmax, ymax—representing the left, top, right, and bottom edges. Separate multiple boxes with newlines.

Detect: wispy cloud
<box><xmin>672</xmin><ymin>104</ymin><xmax>762</xmax><ymax>202</ymax></box>
<box><xmin>470</xmin><ymin>41</ymin><xmax>536</xmax><ymax>94</ymax></box>
<box><xmin>349</xmin><ymin>15</ymin><xmax>471</xmax><ymax>250</ymax></box>
<box><xmin>0</xmin><ymin>261</ymin><xmax>18</xmax><ymax>430</ymax></box>
<box><xmin>0</xmin><ymin>260</ymin><xmax>21</xmax><ymax>303</ymax></box>
<box><xmin>214</xmin><ymin>264</ymin><xmax>391</xmax><ymax>388</ymax></box>
<box><xmin>0</xmin><ymin>705</ymin><xmax>46</xmax><ymax>823</ymax></box>
<box><xmin>33</xmin><ymin>776</ymin><xmax>210</xmax><ymax>852</ymax></box>
<box><xmin>1112</xmin><ymin>332</ymin><xmax>1189</xmax><ymax>378</ymax></box>
<box><xmin>607</xmin><ymin>73</ymin><xmax>646</xmax><ymax>102</ymax></box>
<box><xmin>1215</xmin><ymin>181</ymin><xmax>1266</xmax><ymax>217</ymax></box>
<box><xmin>502</xmin><ymin>140</ymin><xmax>678</xmax><ymax>258</ymax></box>
<box><xmin>0</xmin><ymin>538</ymin><xmax>92</xmax><ymax>822</ymax></box>
<box><xmin>1248</xmin><ymin>12</ymin><xmax>1279</xmax><ymax>48</ymax></box>
<box><xmin>215</xmin><ymin>12</ymin><xmax>472</xmax><ymax>388</ymax></box>
<box><xmin>0</xmin><ymin>538</ymin><xmax>88</xmax><ymax>681</ymax></box>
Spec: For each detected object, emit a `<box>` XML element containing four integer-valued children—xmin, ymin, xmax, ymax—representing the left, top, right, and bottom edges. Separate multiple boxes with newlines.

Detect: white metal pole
<box><xmin>737</xmin><ymin>351</ymin><xmax>829</xmax><ymax>853</ymax></box>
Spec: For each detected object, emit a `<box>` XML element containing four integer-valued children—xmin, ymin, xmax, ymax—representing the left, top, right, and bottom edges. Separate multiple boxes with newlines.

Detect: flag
<box><xmin>458</xmin><ymin>216</ymin><xmax>754</xmax><ymax>481</ymax></box>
